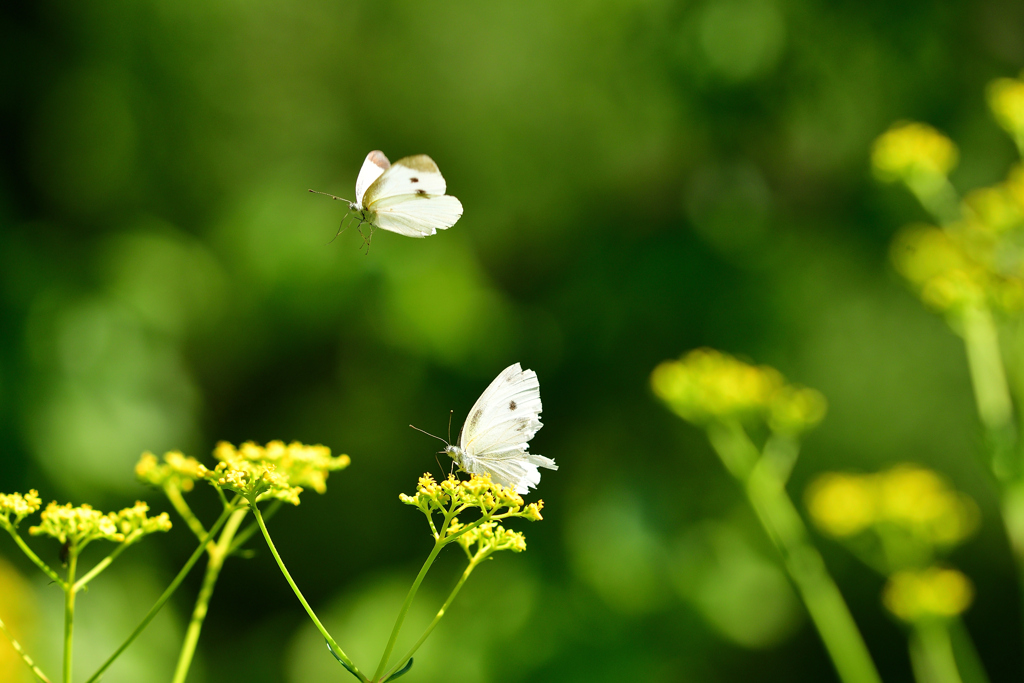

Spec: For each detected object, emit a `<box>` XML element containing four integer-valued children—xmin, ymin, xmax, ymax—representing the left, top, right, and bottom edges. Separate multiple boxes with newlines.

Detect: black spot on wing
<box><xmin>410</xmin><ymin>177</ymin><xmax>419</xmax><ymax>183</ymax></box>
<box><xmin>415</xmin><ymin>189</ymin><xmax>427</xmax><ymax>196</ymax></box>
<box><xmin>509</xmin><ymin>400</ymin><xmax>517</xmax><ymax>411</ymax></box>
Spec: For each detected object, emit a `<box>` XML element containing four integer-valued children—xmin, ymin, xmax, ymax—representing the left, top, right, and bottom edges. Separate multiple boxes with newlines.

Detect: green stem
<box><xmin>163</xmin><ymin>485</ymin><xmax>208</xmax><ymax>543</ymax></box>
<box><xmin>250</xmin><ymin>501</ymin><xmax>365</xmax><ymax>682</ymax></box>
<box><xmin>383</xmin><ymin>553</ymin><xmax>484</xmax><ymax>681</ymax></box>
<box><xmin>82</xmin><ymin>500</ymin><xmax>239</xmax><ymax>683</ymax></box>
<box><xmin>371</xmin><ymin>510</ymin><xmax>492</xmax><ymax>683</ymax></box>
<box><xmin>72</xmin><ymin>536</ymin><xmax>138</xmax><ymax>591</ymax></box>
<box><xmin>910</xmin><ymin>621</ymin><xmax>963</xmax><ymax>683</ymax></box>
<box><xmin>226</xmin><ymin>500</ymin><xmax>282</xmax><ymax>556</ymax></box>
<box><xmin>0</xmin><ymin>614</ymin><xmax>53</xmax><ymax>683</ymax></box>
<box><xmin>171</xmin><ymin>507</ymin><xmax>248</xmax><ymax>683</ymax></box>
<box><xmin>962</xmin><ymin>305</ymin><xmax>1016</xmax><ymax>479</ymax></box>
<box><xmin>63</xmin><ymin>550</ymin><xmax>77</xmax><ymax>683</ymax></box>
<box><xmin>3</xmin><ymin>527</ymin><xmax>64</xmax><ymax>587</ymax></box>
<box><xmin>948</xmin><ymin>617</ymin><xmax>992</xmax><ymax>683</ymax></box>
<box><xmin>711</xmin><ymin>422</ymin><xmax>882</xmax><ymax>683</ymax></box>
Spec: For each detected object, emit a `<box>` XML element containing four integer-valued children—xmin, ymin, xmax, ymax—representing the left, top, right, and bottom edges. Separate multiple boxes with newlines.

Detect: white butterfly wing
<box><xmin>371</xmin><ymin>195</ymin><xmax>464</xmax><ymax>237</ymax></box>
<box><xmin>354</xmin><ymin>151</ymin><xmax>391</xmax><ymax>208</ymax></box>
<box><xmin>458</xmin><ymin>363</ymin><xmax>556</xmax><ymax>493</ymax></box>
<box><xmin>363</xmin><ymin>155</ymin><xmax>463</xmax><ymax>237</ymax></box>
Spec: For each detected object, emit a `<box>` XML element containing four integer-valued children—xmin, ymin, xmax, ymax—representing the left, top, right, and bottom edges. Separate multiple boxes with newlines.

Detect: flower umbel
<box><xmin>0</xmin><ymin>491</ymin><xmax>42</xmax><ymax>528</ymax></box>
<box><xmin>400</xmin><ymin>473</ymin><xmax>543</xmax><ymax>542</ymax></box>
<box><xmin>28</xmin><ymin>501</ymin><xmax>171</xmax><ymax>548</ymax></box>
<box><xmin>883</xmin><ymin>567</ymin><xmax>974</xmax><ymax>623</ymax></box>
<box><xmin>136</xmin><ymin>451</ymin><xmax>209</xmax><ymax>492</ymax></box>
<box><xmin>651</xmin><ymin>348</ymin><xmax>826</xmax><ymax>435</ymax></box>
<box><xmin>205</xmin><ymin>440</ymin><xmax>349</xmax><ymax>504</ymax></box>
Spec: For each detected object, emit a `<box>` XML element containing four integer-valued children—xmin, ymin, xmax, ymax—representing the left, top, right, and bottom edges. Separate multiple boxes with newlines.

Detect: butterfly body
<box><xmin>443</xmin><ymin>363</ymin><xmax>557</xmax><ymax>494</ymax></box>
<box><xmin>349</xmin><ymin>150</ymin><xmax>463</xmax><ymax>238</ymax></box>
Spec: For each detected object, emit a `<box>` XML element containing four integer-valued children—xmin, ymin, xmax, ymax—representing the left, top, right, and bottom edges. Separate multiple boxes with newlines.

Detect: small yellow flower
<box><xmin>136</xmin><ymin>451</ymin><xmax>209</xmax><ymax>492</ymax></box>
<box><xmin>872</xmin><ymin>122</ymin><xmax>958</xmax><ymax>182</ymax></box>
<box><xmin>652</xmin><ymin>349</ymin><xmax>825</xmax><ymax>434</ymax></box>
<box><xmin>401</xmin><ymin>474</ymin><xmax>543</xmax><ymax>544</ymax></box>
<box><xmin>208</xmin><ymin>441</ymin><xmax>349</xmax><ymax>503</ymax></box>
<box><xmin>805</xmin><ymin>474</ymin><xmax>876</xmax><ymax>537</ymax></box>
<box><xmin>883</xmin><ymin>566</ymin><xmax>974</xmax><ymax>622</ymax></box>
<box><xmin>806</xmin><ymin>465</ymin><xmax>978</xmax><ymax>550</ymax></box>
<box><xmin>988</xmin><ymin>77</ymin><xmax>1024</xmax><ymax>138</ymax></box>
<box><xmin>0</xmin><ymin>490</ymin><xmax>42</xmax><ymax>527</ymax></box>
<box><xmin>28</xmin><ymin>501</ymin><xmax>170</xmax><ymax>547</ymax></box>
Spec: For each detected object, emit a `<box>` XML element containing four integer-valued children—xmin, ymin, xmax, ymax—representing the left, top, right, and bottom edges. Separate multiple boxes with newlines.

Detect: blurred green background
<box><xmin>2</xmin><ymin>0</ymin><xmax>1024</xmax><ymax>680</ymax></box>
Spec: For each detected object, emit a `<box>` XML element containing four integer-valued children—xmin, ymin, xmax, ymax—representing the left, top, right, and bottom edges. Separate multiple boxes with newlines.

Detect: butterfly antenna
<box><xmin>309</xmin><ymin>188</ymin><xmax>354</xmax><ymax>203</ymax></box>
<box><xmin>409</xmin><ymin>424</ymin><xmax>449</xmax><ymax>447</ymax></box>
<box><xmin>447</xmin><ymin>409</ymin><xmax>453</xmax><ymax>444</ymax></box>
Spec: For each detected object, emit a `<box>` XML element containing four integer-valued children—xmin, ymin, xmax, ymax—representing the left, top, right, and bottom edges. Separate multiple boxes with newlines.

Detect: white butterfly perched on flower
<box><xmin>413</xmin><ymin>363</ymin><xmax>557</xmax><ymax>494</ymax></box>
<box><xmin>310</xmin><ymin>150</ymin><xmax>463</xmax><ymax>242</ymax></box>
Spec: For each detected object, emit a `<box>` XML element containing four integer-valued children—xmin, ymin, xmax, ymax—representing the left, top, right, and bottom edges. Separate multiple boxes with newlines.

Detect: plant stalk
<box><xmin>711</xmin><ymin>422</ymin><xmax>883</xmax><ymax>683</ymax></box>
<box><xmin>250</xmin><ymin>500</ymin><xmax>365</xmax><ymax>681</ymax></box>
<box><xmin>62</xmin><ymin>551</ymin><xmax>77</xmax><ymax>683</ymax></box>
<box><xmin>83</xmin><ymin>500</ymin><xmax>239</xmax><ymax>683</ymax></box>
<box><xmin>383</xmin><ymin>553</ymin><xmax>484</xmax><ymax>681</ymax></box>
<box><xmin>171</xmin><ymin>507</ymin><xmax>248</xmax><ymax>683</ymax></box>
<box><xmin>910</xmin><ymin>621</ymin><xmax>964</xmax><ymax>683</ymax></box>
<box><xmin>0</xmin><ymin>614</ymin><xmax>52</xmax><ymax>683</ymax></box>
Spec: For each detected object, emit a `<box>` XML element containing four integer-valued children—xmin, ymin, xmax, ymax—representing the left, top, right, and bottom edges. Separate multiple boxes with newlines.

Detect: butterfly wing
<box><xmin>458</xmin><ymin>363</ymin><xmax>556</xmax><ymax>493</ymax></box>
<box><xmin>363</xmin><ymin>155</ymin><xmax>463</xmax><ymax>237</ymax></box>
<box><xmin>355</xmin><ymin>151</ymin><xmax>391</xmax><ymax>208</ymax></box>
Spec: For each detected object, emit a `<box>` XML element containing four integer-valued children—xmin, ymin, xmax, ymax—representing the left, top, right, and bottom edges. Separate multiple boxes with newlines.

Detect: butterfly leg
<box><xmin>328</xmin><ymin>212</ymin><xmax>353</xmax><ymax>244</ymax></box>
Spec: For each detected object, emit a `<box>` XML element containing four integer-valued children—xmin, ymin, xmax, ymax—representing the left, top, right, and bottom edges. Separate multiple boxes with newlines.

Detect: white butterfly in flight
<box><xmin>310</xmin><ymin>150</ymin><xmax>463</xmax><ymax>242</ymax></box>
<box><xmin>414</xmin><ymin>363</ymin><xmax>557</xmax><ymax>494</ymax></box>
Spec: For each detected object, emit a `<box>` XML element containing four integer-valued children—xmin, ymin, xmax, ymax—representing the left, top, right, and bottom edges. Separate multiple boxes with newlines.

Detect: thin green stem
<box><xmin>711</xmin><ymin>423</ymin><xmax>882</xmax><ymax>683</ymax></box>
<box><xmin>227</xmin><ymin>499</ymin><xmax>281</xmax><ymax>556</ymax></box>
<box><xmin>910</xmin><ymin>621</ymin><xmax>964</xmax><ymax>683</ymax></box>
<box><xmin>250</xmin><ymin>501</ymin><xmax>365</xmax><ymax>682</ymax></box>
<box><xmin>171</xmin><ymin>507</ymin><xmax>248</xmax><ymax>683</ymax></box>
<box><xmin>373</xmin><ymin>539</ymin><xmax>446</xmax><ymax>683</ymax></box>
<box><xmin>0</xmin><ymin>614</ymin><xmax>53</xmax><ymax>683</ymax></box>
<box><xmin>3</xmin><ymin>527</ymin><xmax>64</xmax><ymax>587</ymax></box>
<box><xmin>62</xmin><ymin>550</ymin><xmax>77</xmax><ymax>683</ymax></box>
<box><xmin>962</xmin><ymin>305</ymin><xmax>1016</xmax><ymax>479</ymax></box>
<box><xmin>82</xmin><ymin>500</ymin><xmax>239</xmax><ymax>683</ymax></box>
<box><xmin>383</xmin><ymin>553</ymin><xmax>485</xmax><ymax>681</ymax></box>
<box><xmin>72</xmin><ymin>535</ymin><xmax>139</xmax><ymax>591</ymax></box>
<box><xmin>163</xmin><ymin>485</ymin><xmax>208</xmax><ymax>543</ymax></box>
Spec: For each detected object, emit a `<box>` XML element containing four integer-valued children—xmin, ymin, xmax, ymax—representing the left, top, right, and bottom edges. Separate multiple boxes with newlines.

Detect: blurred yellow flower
<box><xmin>988</xmin><ymin>76</ymin><xmax>1024</xmax><ymax>138</ymax></box>
<box><xmin>872</xmin><ymin>122</ymin><xmax>958</xmax><ymax>182</ymax></box>
<box><xmin>0</xmin><ymin>491</ymin><xmax>42</xmax><ymax>528</ymax></box>
<box><xmin>806</xmin><ymin>465</ymin><xmax>978</xmax><ymax>549</ymax></box>
<box><xmin>805</xmin><ymin>474</ymin><xmax>876</xmax><ymax>537</ymax></box>
<box><xmin>652</xmin><ymin>348</ymin><xmax>825</xmax><ymax>434</ymax></box>
<box><xmin>883</xmin><ymin>566</ymin><xmax>974</xmax><ymax>622</ymax></box>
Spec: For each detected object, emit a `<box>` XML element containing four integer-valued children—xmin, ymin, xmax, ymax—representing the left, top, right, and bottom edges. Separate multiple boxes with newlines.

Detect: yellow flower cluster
<box><xmin>806</xmin><ymin>465</ymin><xmax>978</xmax><ymax>546</ymax></box>
<box><xmin>400</xmin><ymin>474</ymin><xmax>543</xmax><ymax>542</ymax></box>
<box><xmin>0</xmin><ymin>490</ymin><xmax>42</xmax><ymax>527</ymax></box>
<box><xmin>448</xmin><ymin>519</ymin><xmax>527</xmax><ymax>559</ymax></box>
<box><xmin>651</xmin><ymin>349</ymin><xmax>827</xmax><ymax>434</ymax></box>
<box><xmin>871</xmin><ymin>122</ymin><xmax>958</xmax><ymax>183</ymax></box>
<box><xmin>988</xmin><ymin>75</ymin><xmax>1024</xmax><ymax>139</ymax></box>
<box><xmin>138</xmin><ymin>441</ymin><xmax>349</xmax><ymax>506</ymax></box>
<box><xmin>878</xmin><ymin>80</ymin><xmax>1024</xmax><ymax>317</ymax></box>
<box><xmin>28</xmin><ymin>501</ymin><xmax>171</xmax><ymax>546</ymax></box>
<box><xmin>882</xmin><ymin>567</ymin><xmax>974</xmax><ymax>622</ymax></box>
<box><xmin>213</xmin><ymin>441</ymin><xmax>350</xmax><ymax>495</ymax></box>
<box><xmin>136</xmin><ymin>451</ymin><xmax>208</xmax><ymax>491</ymax></box>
